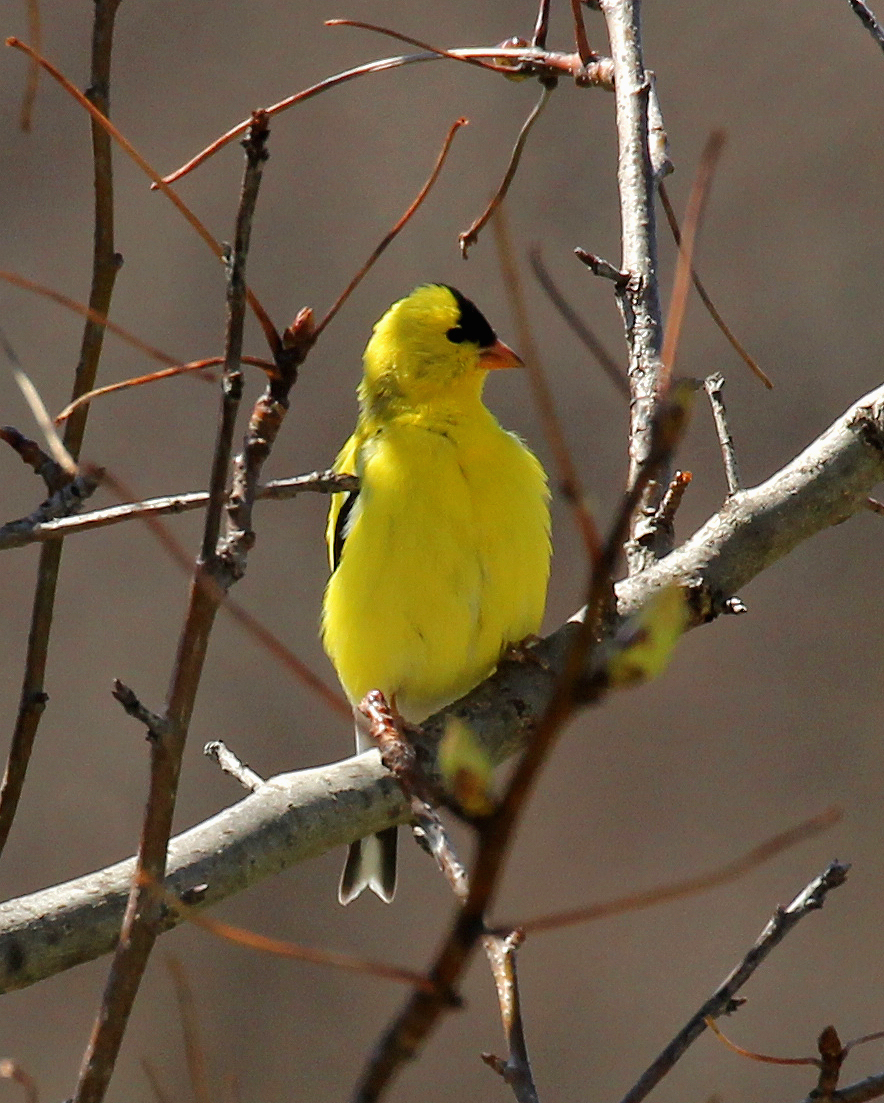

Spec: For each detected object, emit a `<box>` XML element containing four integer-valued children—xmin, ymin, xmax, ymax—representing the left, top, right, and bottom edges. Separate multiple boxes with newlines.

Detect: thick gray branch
<box><xmin>600</xmin><ymin>0</ymin><xmax>667</xmax><ymax>570</ymax></box>
<box><xmin>0</xmin><ymin>384</ymin><xmax>881</xmax><ymax>995</ymax></box>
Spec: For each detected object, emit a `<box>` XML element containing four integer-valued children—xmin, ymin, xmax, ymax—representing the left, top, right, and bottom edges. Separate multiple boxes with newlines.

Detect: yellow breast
<box><xmin>322</xmin><ymin>405</ymin><xmax>550</xmax><ymax>722</ymax></box>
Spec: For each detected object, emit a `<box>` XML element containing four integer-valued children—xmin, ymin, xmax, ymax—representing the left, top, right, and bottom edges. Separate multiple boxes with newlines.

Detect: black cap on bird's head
<box><xmin>363</xmin><ymin>284</ymin><xmax>523</xmax><ymax>401</ymax></box>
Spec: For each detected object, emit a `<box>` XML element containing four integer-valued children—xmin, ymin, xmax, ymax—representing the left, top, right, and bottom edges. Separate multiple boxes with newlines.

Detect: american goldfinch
<box><xmin>322</xmin><ymin>284</ymin><xmax>551</xmax><ymax>903</ymax></box>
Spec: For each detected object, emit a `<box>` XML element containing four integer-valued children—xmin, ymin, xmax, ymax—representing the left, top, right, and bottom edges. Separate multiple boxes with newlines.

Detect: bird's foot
<box><xmin>499</xmin><ymin>634</ymin><xmax>552</xmax><ymax>671</ymax></box>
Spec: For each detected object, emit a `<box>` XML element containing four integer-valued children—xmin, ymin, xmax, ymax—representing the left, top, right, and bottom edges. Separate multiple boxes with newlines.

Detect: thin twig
<box><xmin>528</xmin><ymin>247</ymin><xmax>629</xmax><ymax>399</ymax></box>
<box><xmin>161</xmin><ymin>43</ymin><xmax>612</xmax><ymax>188</ymax></box>
<box><xmin>617</xmin><ymin>862</ymin><xmax>851</xmax><ymax>1103</ymax></box>
<box><xmin>0</xmin><ymin>1060</ymin><xmax>39</xmax><ymax>1103</ymax></box>
<box><xmin>493</xmin><ymin>211</ymin><xmax>602</xmax><ymax>565</ymax></box>
<box><xmin>360</xmin><ymin>691</ymin><xmax>469</xmax><ymax>900</ymax></box>
<box><xmin>167</xmin><ymin>957</ymin><xmax>213</xmax><ymax>1103</ymax></box>
<box><xmin>17</xmin><ymin>0</ymin><xmax>41</xmax><ymax>131</ymax></box>
<box><xmin>204</xmin><ymin>741</ymin><xmax>265</xmax><ymax>793</ymax></box>
<box><xmin>140</xmin><ymin>1060</ymin><xmax>174</xmax><ymax>1103</ymax></box>
<box><xmin>481</xmin><ymin>931</ymin><xmax>540</xmax><ymax>1103</ymax></box>
<box><xmin>0</xmin><ymin>470</ymin><xmax>357</xmax><ymax>552</ymax></box>
<box><xmin>510</xmin><ymin>807</ymin><xmax>840</xmax><ymax>935</ymax></box>
<box><xmin>0</xmin><ymin>269</ymin><xmax>214</xmax><ymax>379</ymax></box>
<box><xmin>460</xmin><ymin>83</ymin><xmax>555</xmax><ymax>258</ymax></box>
<box><xmin>704</xmin><ymin>372</ymin><xmax>742</xmax><ymax>495</ymax></box>
<box><xmin>843</xmin><ymin>0</ymin><xmax>884</xmax><ymax>52</ymax></box>
<box><xmin>704</xmin><ymin>1015</ymin><xmax>820</xmax><ymax>1067</ymax></box>
<box><xmin>313</xmin><ymin>116</ymin><xmax>467</xmax><ymax>341</ymax></box>
<box><xmin>0</xmin><ymin>0</ymin><xmax>121</xmax><ymax>862</ymax></box>
<box><xmin>154</xmin><ymin>880</ymin><xmax>436</xmax><ymax>992</ymax></box>
<box><xmin>659</xmin><ymin>131</ymin><xmax>726</xmax><ymax>385</ymax></box>
<box><xmin>56</xmin><ymin>359</ymin><xmax>251</xmax><ymax>424</ymax></box>
<box><xmin>159</xmin><ymin>53</ymin><xmax>446</xmax><ymax>185</ymax></box>
<box><xmin>574</xmin><ymin>248</ymin><xmax>628</xmax><ymax>284</ymax></box>
<box><xmin>112</xmin><ymin>680</ymin><xmax>169</xmax><ymax>741</ymax></box>
<box><xmin>0</xmin><ymin>424</ymin><xmax>67</xmax><ymax>492</ymax></box>
<box><xmin>72</xmin><ymin>114</ymin><xmax>272</xmax><ymax>1103</ymax></box>
<box><xmin>532</xmin><ymin>0</ymin><xmax>551</xmax><ymax>48</ymax></box>
<box><xmin>644</xmin><ymin>469</ymin><xmax>692</xmax><ymax>559</ymax></box>
<box><xmin>326</xmin><ymin>19</ymin><xmax>511</xmax><ymax>74</ymax></box>
<box><xmin>5</xmin><ymin>37</ymin><xmax>279</xmax><ymax>354</ymax></box>
<box><xmin>658</xmin><ymin>182</ymin><xmax>772</xmax><ymax>388</ymax></box>
<box><xmin>569</xmin><ymin>0</ymin><xmax>595</xmax><ymax>65</ymax></box>
<box><xmin>204</xmin><ymin>110</ymin><xmax>270</xmax><ymax>566</ymax></box>
<box><xmin>10</xmin><ymin>363</ymin><xmax>76</xmax><ymax>476</ymax></box>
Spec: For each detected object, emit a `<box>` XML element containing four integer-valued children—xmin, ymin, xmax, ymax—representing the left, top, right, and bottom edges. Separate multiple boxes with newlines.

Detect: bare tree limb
<box><xmin>0</xmin><ymin>383</ymin><xmax>881</xmax><ymax>995</ymax></box>
<box><xmin>0</xmin><ymin>471</ymin><xmax>358</xmax><ymax>551</ymax></box>
<box><xmin>598</xmin><ymin>0</ymin><xmax>665</xmax><ymax>529</ymax></box>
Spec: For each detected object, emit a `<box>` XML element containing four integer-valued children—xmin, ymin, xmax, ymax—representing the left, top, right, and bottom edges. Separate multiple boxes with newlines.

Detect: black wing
<box><xmin>332</xmin><ymin>489</ymin><xmax>359</xmax><ymax>571</ymax></box>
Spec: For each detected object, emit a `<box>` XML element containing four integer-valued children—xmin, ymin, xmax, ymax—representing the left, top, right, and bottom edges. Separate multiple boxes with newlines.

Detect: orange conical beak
<box><xmin>479</xmin><ymin>337</ymin><xmax>524</xmax><ymax>370</ymax></box>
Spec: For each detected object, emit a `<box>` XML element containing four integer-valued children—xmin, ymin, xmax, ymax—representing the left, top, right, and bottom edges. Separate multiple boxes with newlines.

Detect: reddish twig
<box><xmin>531</xmin><ymin>0</ymin><xmax>551</xmax><ymax>48</ymax></box>
<box><xmin>569</xmin><ymin>0</ymin><xmax>595</xmax><ymax>65</ymax></box>
<box><xmin>460</xmin><ymin>84</ymin><xmax>554</xmax><ymax>258</ymax></box>
<box><xmin>528</xmin><ymin>247</ymin><xmax>629</xmax><ymax>399</ymax></box>
<box><xmin>159</xmin><ymin>53</ymin><xmax>445</xmax><ymax>185</ymax></box>
<box><xmin>5</xmin><ymin>37</ymin><xmax>279</xmax><ymax>354</ymax></box>
<box><xmin>704</xmin><ymin>1015</ymin><xmax>821</xmax><ymax>1067</ymax></box>
<box><xmin>510</xmin><ymin>807</ymin><xmax>840</xmax><ymax>935</ymax></box>
<box><xmin>167</xmin><ymin>958</ymin><xmax>213</xmax><ymax>1103</ymax></box>
<box><xmin>161</xmin><ymin>31</ymin><xmax>612</xmax><ymax>189</ymax></box>
<box><xmin>0</xmin><ymin>269</ymin><xmax>211</xmax><ymax>377</ymax></box>
<box><xmin>658</xmin><ymin>182</ymin><xmax>773</xmax><ymax>388</ymax></box>
<box><xmin>659</xmin><ymin>130</ymin><xmax>726</xmax><ymax>386</ymax></box>
<box><xmin>54</xmin><ymin>357</ymin><xmax>278</xmax><ymax>425</ymax></box>
<box><xmin>326</xmin><ymin>19</ymin><xmax>511</xmax><ymax>73</ymax></box>
<box><xmin>0</xmin><ymin>1060</ymin><xmax>39</xmax><ymax>1103</ymax></box>
<box><xmin>17</xmin><ymin>0</ymin><xmax>41</xmax><ymax>131</ymax></box>
<box><xmin>313</xmin><ymin>116</ymin><xmax>468</xmax><ymax>341</ymax></box>
<box><xmin>493</xmin><ymin>209</ymin><xmax>602</xmax><ymax>566</ymax></box>
<box><xmin>154</xmin><ymin>878</ymin><xmax>436</xmax><ymax>992</ymax></box>
<box><xmin>645</xmin><ymin>469</ymin><xmax>693</xmax><ymax>558</ymax></box>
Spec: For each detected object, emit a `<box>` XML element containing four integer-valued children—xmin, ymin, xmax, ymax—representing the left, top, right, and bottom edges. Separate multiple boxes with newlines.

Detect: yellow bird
<box><xmin>322</xmin><ymin>285</ymin><xmax>551</xmax><ymax>903</ymax></box>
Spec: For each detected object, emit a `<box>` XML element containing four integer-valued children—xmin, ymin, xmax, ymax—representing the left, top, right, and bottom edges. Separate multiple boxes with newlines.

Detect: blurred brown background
<box><xmin>1</xmin><ymin>1</ymin><xmax>883</xmax><ymax>1100</ymax></box>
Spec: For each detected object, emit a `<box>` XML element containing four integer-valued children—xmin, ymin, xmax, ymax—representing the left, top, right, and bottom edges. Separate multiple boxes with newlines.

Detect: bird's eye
<box><xmin>446</xmin><ymin>326</ymin><xmax>466</xmax><ymax>344</ymax></box>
